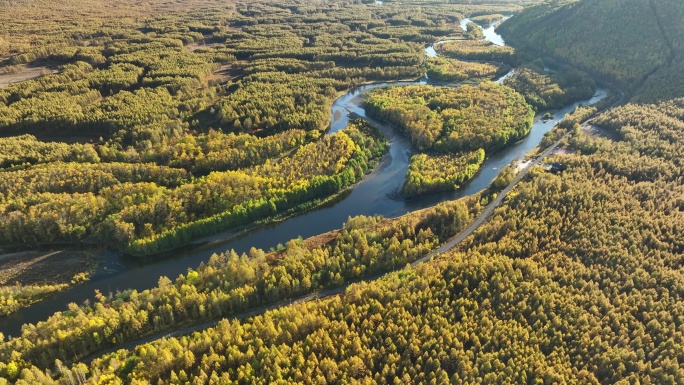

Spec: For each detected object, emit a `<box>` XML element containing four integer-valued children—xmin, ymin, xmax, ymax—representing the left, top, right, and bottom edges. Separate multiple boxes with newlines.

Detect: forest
<box><xmin>402</xmin><ymin>150</ymin><xmax>485</xmax><ymax>197</ymax></box>
<box><xmin>498</xmin><ymin>0</ymin><xmax>684</xmax><ymax>102</ymax></box>
<box><xmin>3</xmin><ymin>94</ymin><xmax>682</xmax><ymax>385</ymax></box>
<box><xmin>365</xmin><ymin>82</ymin><xmax>533</xmax><ymax>196</ymax></box>
<box><xmin>437</xmin><ymin>39</ymin><xmax>515</xmax><ymax>62</ymax></box>
<box><xmin>0</xmin><ymin>0</ymin><xmax>531</xmax><ymax>317</ymax></box>
<box><xmin>364</xmin><ymin>83</ymin><xmax>533</xmax><ymax>153</ymax></box>
<box><xmin>2</xmin><ymin>0</ymin><xmax>684</xmax><ymax>383</ymax></box>
<box><xmin>470</xmin><ymin>14</ymin><xmax>505</xmax><ymax>27</ymax></box>
<box><xmin>0</xmin><ymin>189</ymin><xmax>493</xmax><ymax>370</ymax></box>
<box><xmin>0</xmin><ymin>120</ymin><xmax>387</xmax><ymax>256</ymax></box>
<box><xmin>425</xmin><ymin>57</ymin><xmax>506</xmax><ymax>83</ymax></box>
<box><xmin>0</xmin><ymin>0</ymin><xmax>575</xmax><ymax>257</ymax></box>
<box><xmin>0</xmin><ymin>0</ymin><xmax>485</xmax><ymax>256</ymax></box>
<box><xmin>503</xmin><ymin>60</ymin><xmax>596</xmax><ymax>110</ymax></box>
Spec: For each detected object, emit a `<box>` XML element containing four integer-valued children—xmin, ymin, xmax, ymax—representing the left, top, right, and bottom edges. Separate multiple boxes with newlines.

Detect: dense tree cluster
<box><xmin>115</xmin><ymin>129</ymin><xmax>310</xmax><ymax>175</ymax></box>
<box><xmin>216</xmin><ymin>72</ymin><xmax>339</xmax><ymax>134</ymax></box>
<box><xmin>4</xmin><ymin>94</ymin><xmax>682</xmax><ymax>383</ymax></box>
<box><xmin>0</xmin><ymin>195</ymin><xmax>483</xmax><ymax>370</ymax></box>
<box><xmin>0</xmin><ymin>120</ymin><xmax>387</xmax><ymax>254</ymax></box>
<box><xmin>464</xmin><ymin>22</ymin><xmax>485</xmax><ymax>40</ymax></box>
<box><xmin>425</xmin><ymin>57</ymin><xmax>505</xmax><ymax>83</ymax></box>
<box><xmin>437</xmin><ymin>39</ymin><xmax>515</xmax><ymax>62</ymax></box>
<box><xmin>403</xmin><ymin>149</ymin><xmax>485</xmax><ymax>197</ymax></box>
<box><xmin>1</xmin><ymin>0</ymin><xmax>498</xmax><ymax>256</ymax></box>
<box><xmin>0</xmin><ymin>285</ymin><xmax>67</xmax><ymax>318</ymax></box>
<box><xmin>592</xmin><ymin>98</ymin><xmax>684</xmax><ymax>176</ymax></box>
<box><xmin>0</xmin><ymin>47</ymin><xmax>231</xmax><ymax>144</ymax></box>
<box><xmin>365</xmin><ymin>83</ymin><xmax>533</xmax><ymax>153</ymax></box>
<box><xmin>498</xmin><ymin>0</ymin><xmax>684</xmax><ymax>102</ymax></box>
<box><xmin>503</xmin><ymin>61</ymin><xmax>596</xmax><ymax>110</ymax></box>
<box><xmin>470</xmin><ymin>14</ymin><xmax>506</xmax><ymax>27</ymax></box>
<box><xmin>0</xmin><ymin>135</ymin><xmax>99</xmax><ymax>169</ymax></box>
<box><xmin>365</xmin><ymin>82</ymin><xmax>532</xmax><ymax>196</ymax></box>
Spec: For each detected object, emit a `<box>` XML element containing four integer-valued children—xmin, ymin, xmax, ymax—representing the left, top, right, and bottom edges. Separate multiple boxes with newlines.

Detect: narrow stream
<box><xmin>0</xmin><ymin>16</ymin><xmax>607</xmax><ymax>337</ymax></box>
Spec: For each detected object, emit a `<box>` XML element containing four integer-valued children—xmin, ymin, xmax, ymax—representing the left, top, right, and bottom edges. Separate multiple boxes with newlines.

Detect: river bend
<box><xmin>0</xmin><ymin>17</ymin><xmax>607</xmax><ymax>337</ymax></box>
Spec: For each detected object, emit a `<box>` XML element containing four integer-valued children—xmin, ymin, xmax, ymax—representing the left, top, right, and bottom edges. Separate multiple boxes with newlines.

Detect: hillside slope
<box><xmin>498</xmin><ymin>0</ymin><xmax>684</xmax><ymax>102</ymax></box>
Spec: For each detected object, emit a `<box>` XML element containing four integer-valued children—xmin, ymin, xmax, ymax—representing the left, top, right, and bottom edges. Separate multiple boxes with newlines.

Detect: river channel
<box><xmin>0</xmin><ymin>17</ymin><xmax>607</xmax><ymax>337</ymax></box>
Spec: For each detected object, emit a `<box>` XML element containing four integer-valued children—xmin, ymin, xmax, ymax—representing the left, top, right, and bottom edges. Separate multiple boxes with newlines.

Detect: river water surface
<box><xmin>460</xmin><ymin>16</ymin><xmax>511</xmax><ymax>46</ymax></box>
<box><xmin>0</xmin><ymin>17</ymin><xmax>607</xmax><ymax>337</ymax></box>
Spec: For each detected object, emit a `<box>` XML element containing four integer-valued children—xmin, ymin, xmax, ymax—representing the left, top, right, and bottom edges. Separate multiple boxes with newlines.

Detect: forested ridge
<box><xmin>498</xmin><ymin>0</ymin><xmax>684</xmax><ymax>102</ymax></box>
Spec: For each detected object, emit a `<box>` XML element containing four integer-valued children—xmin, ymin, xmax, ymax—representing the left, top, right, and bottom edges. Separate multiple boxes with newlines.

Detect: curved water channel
<box><xmin>0</xmin><ymin>18</ymin><xmax>607</xmax><ymax>337</ymax></box>
<box><xmin>462</xmin><ymin>16</ymin><xmax>511</xmax><ymax>47</ymax></box>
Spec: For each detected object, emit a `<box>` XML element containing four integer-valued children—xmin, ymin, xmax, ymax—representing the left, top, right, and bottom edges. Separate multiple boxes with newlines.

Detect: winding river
<box><xmin>0</xmin><ymin>17</ymin><xmax>607</xmax><ymax>337</ymax></box>
<box><xmin>460</xmin><ymin>16</ymin><xmax>511</xmax><ymax>46</ymax></box>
